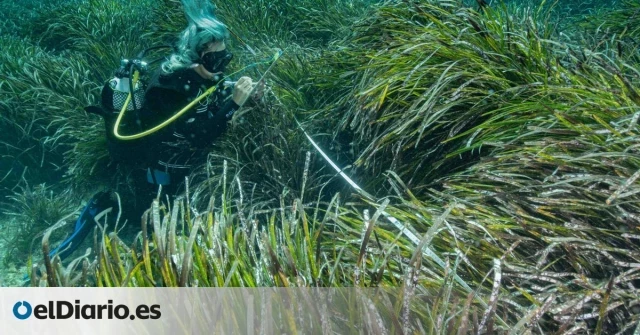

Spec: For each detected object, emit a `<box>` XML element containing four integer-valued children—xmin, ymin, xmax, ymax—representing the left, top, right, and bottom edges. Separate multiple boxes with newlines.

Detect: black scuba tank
<box><xmin>102</xmin><ymin>58</ymin><xmax>147</xmax><ymax>113</ymax></box>
<box><xmin>85</xmin><ymin>58</ymin><xmax>150</xmax><ymax>165</ymax></box>
<box><xmin>85</xmin><ymin>46</ymin><xmax>172</xmax><ymax>164</ymax></box>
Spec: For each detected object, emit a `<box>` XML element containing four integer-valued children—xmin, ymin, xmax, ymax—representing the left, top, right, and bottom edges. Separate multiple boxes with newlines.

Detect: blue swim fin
<box><xmin>49</xmin><ymin>191</ymin><xmax>117</xmax><ymax>261</ymax></box>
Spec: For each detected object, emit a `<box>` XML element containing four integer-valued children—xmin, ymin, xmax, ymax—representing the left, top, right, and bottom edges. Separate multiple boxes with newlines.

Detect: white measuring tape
<box><xmin>293</xmin><ymin>117</ymin><xmax>476</xmax><ymax>294</ymax></box>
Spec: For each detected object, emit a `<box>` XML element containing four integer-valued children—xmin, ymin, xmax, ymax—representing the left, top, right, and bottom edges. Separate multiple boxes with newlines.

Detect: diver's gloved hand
<box><xmin>49</xmin><ymin>191</ymin><xmax>118</xmax><ymax>261</ymax></box>
<box><xmin>232</xmin><ymin>76</ymin><xmax>254</xmax><ymax>106</ymax></box>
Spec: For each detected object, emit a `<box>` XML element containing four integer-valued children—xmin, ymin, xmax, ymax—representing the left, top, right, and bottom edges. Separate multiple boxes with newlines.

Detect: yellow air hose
<box><xmin>113</xmin><ymin>50</ymin><xmax>282</xmax><ymax>141</ymax></box>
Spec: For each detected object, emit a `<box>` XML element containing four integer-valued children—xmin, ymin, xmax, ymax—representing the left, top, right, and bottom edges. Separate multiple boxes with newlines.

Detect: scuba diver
<box><xmin>48</xmin><ymin>0</ymin><xmax>259</xmax><ymax>261</ymax></box>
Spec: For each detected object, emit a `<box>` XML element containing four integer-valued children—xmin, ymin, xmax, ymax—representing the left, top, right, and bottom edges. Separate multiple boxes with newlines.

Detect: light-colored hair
<box><xmin>162</xmin><ymin>0</ymin><xmax>229</xmax><ymax>73</ymax></box>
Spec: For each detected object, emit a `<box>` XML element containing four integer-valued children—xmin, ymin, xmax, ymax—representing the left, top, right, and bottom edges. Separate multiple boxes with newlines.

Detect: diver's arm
<box><xmin>171</xmin><ymin>98</ymin><xmax>236</xmax><ymax>148</ymax></box>
<box><xmin>175</xmin><ymin>75</ymin><xmax>252</xmax><ymax>144</ymax></box>
<box><xmin>208</xmin><ymin>97</ymin><xmax>239</xmax><ymax>124</ymax></box>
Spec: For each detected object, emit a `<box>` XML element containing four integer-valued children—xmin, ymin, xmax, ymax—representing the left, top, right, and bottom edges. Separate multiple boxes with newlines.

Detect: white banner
<box><xmin>1</xmin><ymin>288</ymin><xmax>419</xmax><ymax>334</ymax></box>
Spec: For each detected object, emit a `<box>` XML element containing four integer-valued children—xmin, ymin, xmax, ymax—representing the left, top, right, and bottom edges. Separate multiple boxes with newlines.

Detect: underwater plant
<box><xmin>1</xmin><ymin>183</ymin><xmax>78</xmax><ymax>265</ymax></box>
<box><xmin>2</xmin><ymin>0</ymin><xmax>640</xmax><ymax>333</ymax></box>
<box><xmin>32</xmin><ymin>162</ymin><xmax>519</xmax><ymax>333</ymax></box>
<box><xmin>578</xmin><ymin>0</ymin><xmax>640</xmax><ymax>42</ymax></box>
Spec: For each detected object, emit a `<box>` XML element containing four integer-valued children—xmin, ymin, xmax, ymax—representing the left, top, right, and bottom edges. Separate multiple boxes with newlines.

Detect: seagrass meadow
<box><xmin>1</xmin><ymin>0</ymin><xmax>639</xmax><ymax>333</ymax></box>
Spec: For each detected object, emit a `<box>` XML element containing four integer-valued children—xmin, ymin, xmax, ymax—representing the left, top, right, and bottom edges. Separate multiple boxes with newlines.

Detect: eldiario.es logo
<box><xmin>13</xmin><ymin>300</ymin><xmax>160</xmax><ymax>320</ymax></box>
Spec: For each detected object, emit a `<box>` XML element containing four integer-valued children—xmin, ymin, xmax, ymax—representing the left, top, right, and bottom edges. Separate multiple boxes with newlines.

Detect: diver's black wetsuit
<box><xmin>140</xmin><ymin>67</ymin><xmax>239</xmax><ymax>186</ymax></box>
<box><xmin>140</xmin><ymin>69</ymin><xmax>239</xmax><ymax>175</ymax></box>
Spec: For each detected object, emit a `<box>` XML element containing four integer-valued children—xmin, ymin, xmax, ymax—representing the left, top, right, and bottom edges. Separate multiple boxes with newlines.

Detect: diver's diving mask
<box><xmin>201</xmin><ymin>49</ymin><xmax>233</xmax><ymax>74</ymax></box>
